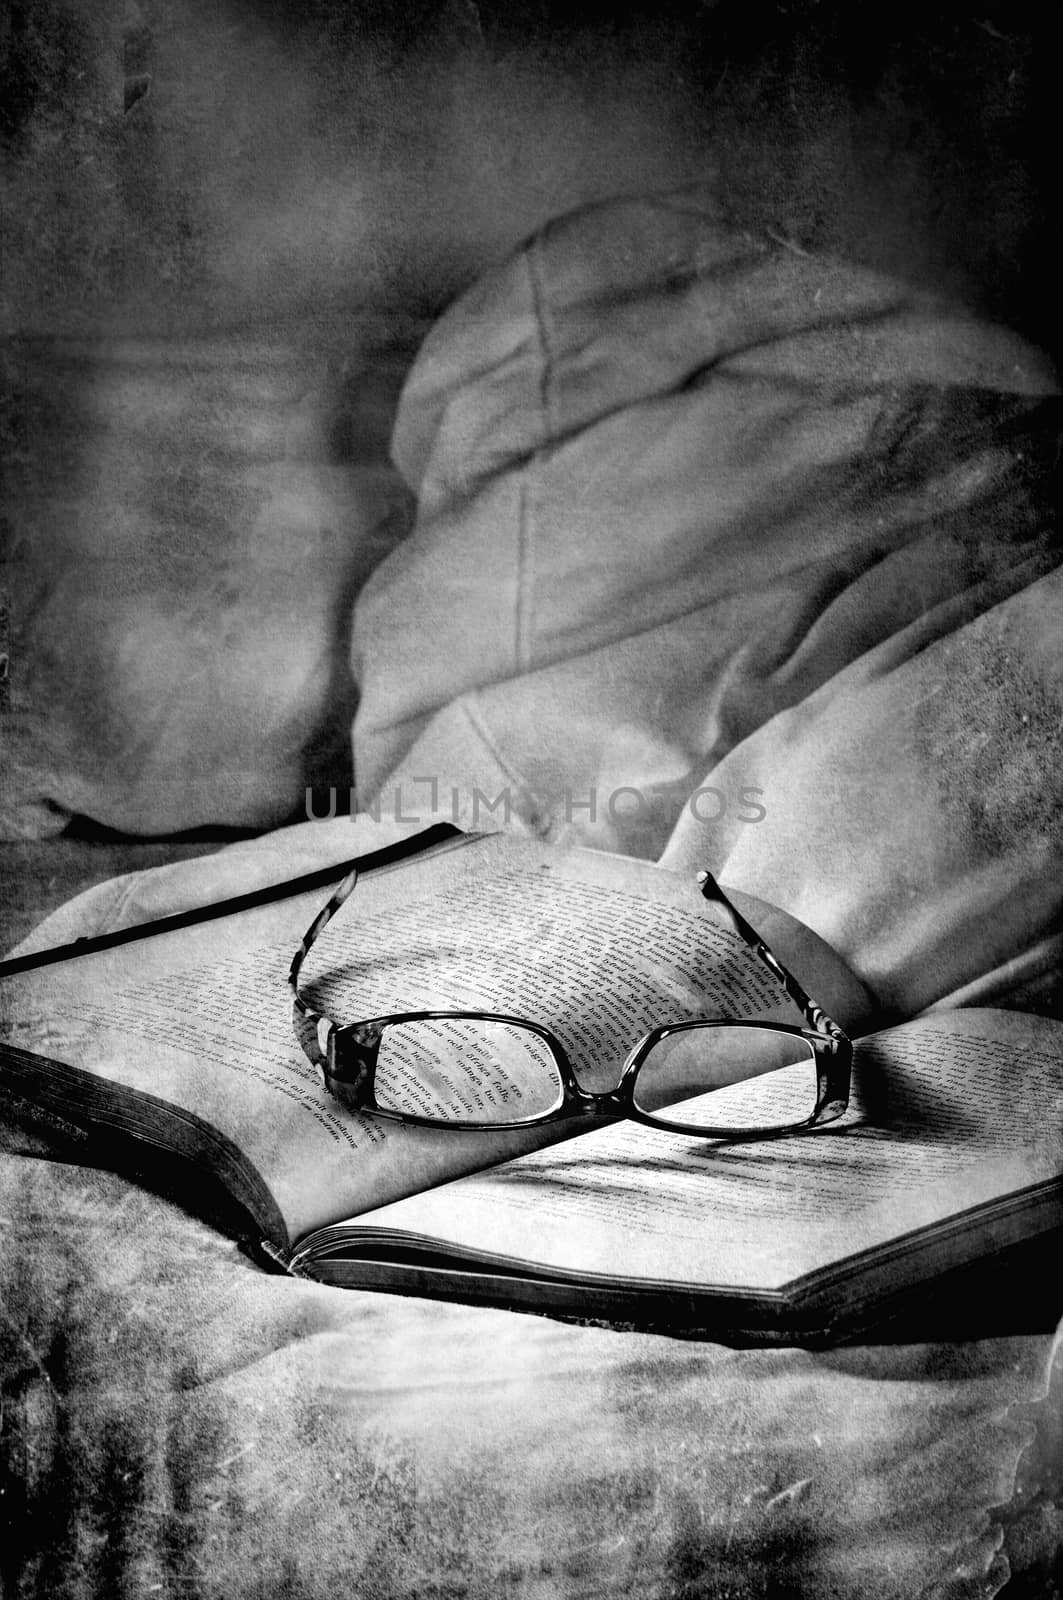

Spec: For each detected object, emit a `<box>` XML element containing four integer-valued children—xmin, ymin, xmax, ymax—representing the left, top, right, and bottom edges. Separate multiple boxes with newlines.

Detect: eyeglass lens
<box><xmin>630</xmin><ymin>1024</ymin><xmax>819</xmax><ymax>1130</ymax></box>
<box><xmin>372</xmin><ymin>1017</ymin><xmax>566</xmax><ymax>1125</ymax></box>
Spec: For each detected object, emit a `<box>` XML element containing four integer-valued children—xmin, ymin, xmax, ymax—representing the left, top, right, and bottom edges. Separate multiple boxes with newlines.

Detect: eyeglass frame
<box><xmin>288</xmin><ymin>857</ymin><xmax>852</xmax><ymax>1140</ymax></box>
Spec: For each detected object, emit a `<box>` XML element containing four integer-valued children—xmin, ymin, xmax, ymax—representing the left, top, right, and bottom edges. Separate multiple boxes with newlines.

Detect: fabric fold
<box><xmin>351</xmin><ymin>185</ymin><xmax>1060</xmax><ymax>1013</ymax></box>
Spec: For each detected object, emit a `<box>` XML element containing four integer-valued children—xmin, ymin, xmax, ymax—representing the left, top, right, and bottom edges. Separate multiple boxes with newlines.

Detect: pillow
<box><xmin>350</xmin><ymin>187</ymin><xmax>1060</xmax><ymax>862</ymax></box>
<box><xmin>347</xmin><ymin>186</ymin><xmax>1063</xmax><ymax>1012</ymax></box>
<box><xmin>0</xmin><ymin>337</ymin><xmax>413</xmax><ymax>838</ymax></box>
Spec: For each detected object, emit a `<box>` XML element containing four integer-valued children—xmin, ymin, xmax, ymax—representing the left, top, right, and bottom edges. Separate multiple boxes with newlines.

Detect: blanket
<box><xmin>3</xmin><ymin>1147</ymin><xmax>1059</xmax><ymax>1600</ymax></box>
<box><xmin>2</xmin><ymin>821</ymin><xmax>1062</xmax><ymax>1599</ymax></box>
<box><xmin>350</xmin><ymin>187</ymin><xmax>1063</xmax><ymax>1016</ymax></box>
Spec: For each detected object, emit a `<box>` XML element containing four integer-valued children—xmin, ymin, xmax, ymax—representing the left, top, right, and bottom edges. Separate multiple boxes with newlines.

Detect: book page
<box><xmin>0</xmin><ymin>831</ymin><xmax>826</xmax><ymax>1246</ymax></box>
<box><xmin>303</xmin><ymin>1009</ymin><xmax>1063</xmax><ymax>1292</ymax></box>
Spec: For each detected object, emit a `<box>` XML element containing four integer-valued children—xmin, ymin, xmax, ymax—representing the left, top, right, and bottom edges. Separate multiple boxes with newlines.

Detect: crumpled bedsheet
<box><xmin>349</xmin><ymin>186</ymin><xmax>1063</xmax><ymax>1020</ymax></box>
<box><xmin>2</xmin><ymin>823</ymin><xmax>1062</xmax><ymax>1598</ymax></box>
<box><xmin>1</xmin><ymin>1147</ymin><xmax>1061</xmax><ymax>1600</ymax></box>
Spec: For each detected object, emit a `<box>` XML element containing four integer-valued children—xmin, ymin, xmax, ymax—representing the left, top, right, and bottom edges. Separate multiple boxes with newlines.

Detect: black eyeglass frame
<box><xmin>289</xmin><ymin>863</ymin><xmax>852</xmax><ymax>1140</ymax></box>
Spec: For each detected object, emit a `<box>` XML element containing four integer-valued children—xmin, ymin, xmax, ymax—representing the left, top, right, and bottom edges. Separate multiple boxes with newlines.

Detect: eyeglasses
<box><xmin>289</xmin><ymin>863</ymin><xmax>852</xmax><ymax>1140</ymax></box>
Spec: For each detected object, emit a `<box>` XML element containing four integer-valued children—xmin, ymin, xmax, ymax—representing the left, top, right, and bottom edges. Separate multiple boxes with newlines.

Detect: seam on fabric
<box><xmin>514</xmin><ymin>478</ymin><xmax>533</xmax><ymax>676</ymax></box>
<box><xmin>455</xmin><ymin>697</ymin><xmax>550</xmax><ymax>836</ymax></box>
<box><xmin>515</xmin><ymin>237</ymin><xmax>556</xmax><ymax>675</ymax></box>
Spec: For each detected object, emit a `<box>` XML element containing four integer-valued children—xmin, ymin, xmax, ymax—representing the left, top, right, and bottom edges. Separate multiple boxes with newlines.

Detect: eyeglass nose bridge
<box><xmin>563</xmin><ymin>1079</ymin><xmax>630</xmax><ymax>1119</ymax></box>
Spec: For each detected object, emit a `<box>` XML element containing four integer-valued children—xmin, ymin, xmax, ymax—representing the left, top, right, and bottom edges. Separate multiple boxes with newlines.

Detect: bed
<box><xmin>1</xmin><ymin>824</ymin><xmax>1062</xmax><ymax>1599</ymax></box>
<box><xmin>3</xmin><ymin>158</ymin><xmax>1063</xmax><ymax>1596</ymax></box>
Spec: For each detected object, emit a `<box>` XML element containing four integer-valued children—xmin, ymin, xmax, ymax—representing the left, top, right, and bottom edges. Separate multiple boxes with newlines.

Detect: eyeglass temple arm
<box><xmin>696</xmin><ymin>870</ymin><xmax>847</xmax><ymax>1042</ymax></box>
<box><xmin>288</xmin><ymin>865</ymin><xmax>362</xmax><ymax>1015</ymax></box>
<box><xmin>289</xmin><ymin>859</ymin><xmax>848</xmax><ymax>1047</ymax></box>
<box><xmin>288</xmin><ymin>820</ymin><xmax>466</xmax><ymax>1017</ymax></box>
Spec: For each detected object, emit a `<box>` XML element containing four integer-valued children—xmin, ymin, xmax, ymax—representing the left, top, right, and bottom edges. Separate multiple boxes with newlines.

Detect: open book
<box><xmin>1</xmin><ymin>827</ymin><xmax>1061</xmax><ymax>1343</ymax></box>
